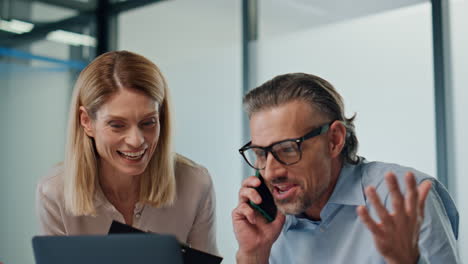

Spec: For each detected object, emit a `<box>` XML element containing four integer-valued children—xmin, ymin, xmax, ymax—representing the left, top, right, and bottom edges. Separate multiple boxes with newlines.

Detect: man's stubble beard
<box><xmin>274</xmin><ymin>182</ymin><xmax>328</xmax><ymax>216</ymax></box>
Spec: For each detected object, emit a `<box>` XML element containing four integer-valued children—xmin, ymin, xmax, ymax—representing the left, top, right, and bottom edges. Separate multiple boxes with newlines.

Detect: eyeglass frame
<box><xmin>238</xmin><ymin>121</ymin><xmax>335</xmax><ymax>170</ymax></box>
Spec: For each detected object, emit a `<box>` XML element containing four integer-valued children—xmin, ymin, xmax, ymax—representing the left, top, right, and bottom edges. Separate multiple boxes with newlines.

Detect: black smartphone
<box><xmin>249</xmin><ymin>170</ymin><xmax>277</xmax><ymax>222</ymax></box>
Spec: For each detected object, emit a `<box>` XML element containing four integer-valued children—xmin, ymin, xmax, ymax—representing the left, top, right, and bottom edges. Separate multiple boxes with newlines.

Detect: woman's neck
<box><xmin>98</xmin><ymin>162</ymin><xmax>141</xmax><ymax>204</ymax></box>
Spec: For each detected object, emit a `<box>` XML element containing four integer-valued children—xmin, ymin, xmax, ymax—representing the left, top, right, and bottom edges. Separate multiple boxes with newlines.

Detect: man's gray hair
<box><xmin>243</xmin><ymin>72</ymin><xmax>359</xmax><ymax>164</ymax></box>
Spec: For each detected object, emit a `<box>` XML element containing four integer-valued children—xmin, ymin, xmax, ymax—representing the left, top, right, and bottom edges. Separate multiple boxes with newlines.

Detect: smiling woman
<box><xmin>35</xmin><ymin>51</ymin><xmax>218</xmax><ymax>255</ymax></box>
<box><xmin>79</xmin><ymin>88</ymin><xmax>162</xmax><ymax>202</ymax></box>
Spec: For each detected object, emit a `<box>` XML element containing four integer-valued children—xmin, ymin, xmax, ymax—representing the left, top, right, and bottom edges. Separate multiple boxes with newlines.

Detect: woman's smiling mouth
<box><xmin>117</xmin><ymin>149</ymin><xmax>146</xmax><ymax>160</ymax></box>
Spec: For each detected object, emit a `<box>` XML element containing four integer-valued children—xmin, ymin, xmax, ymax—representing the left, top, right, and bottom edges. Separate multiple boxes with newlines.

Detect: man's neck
<box><xmin>304</xmin><ymin>158</ymin><xmax>344</xmax><ymax>220</ymax></box>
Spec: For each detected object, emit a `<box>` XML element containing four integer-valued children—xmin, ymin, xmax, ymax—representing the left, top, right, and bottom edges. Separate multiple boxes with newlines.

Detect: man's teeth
<box><xmin>276</xmin><ymin>185</ymin><xmax>293</xmax><ymax>194</ymax></box>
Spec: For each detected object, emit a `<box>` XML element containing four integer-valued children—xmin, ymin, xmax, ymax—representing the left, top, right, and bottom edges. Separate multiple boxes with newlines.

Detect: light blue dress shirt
<box><xmin>269</xmin><ymin>159</ymin><xmax>459</xmax><ymax>264</ymax></box>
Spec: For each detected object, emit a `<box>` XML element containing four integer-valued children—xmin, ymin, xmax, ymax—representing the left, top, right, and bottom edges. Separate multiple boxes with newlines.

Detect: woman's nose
<box><xmin>125</xmin><ymin>127</ymin><xmax>145</xmax><ymax>148</ymax></box>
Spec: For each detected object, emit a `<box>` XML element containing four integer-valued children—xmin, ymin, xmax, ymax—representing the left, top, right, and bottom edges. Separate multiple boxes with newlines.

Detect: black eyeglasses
<box><xmin>238</xmin><ymin>122</ymin><xmax>333</xmax><ymax>170</ymax></box>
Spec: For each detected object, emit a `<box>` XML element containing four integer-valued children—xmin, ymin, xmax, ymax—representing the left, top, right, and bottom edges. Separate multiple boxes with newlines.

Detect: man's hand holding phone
<box><xmin>232</xmin><ymin>172</ymin><xmax>286</xmax><ymax>264</ymax></box>
<box><xmin>248</xmin><ymin>171</ymin><xmax>278</xmax><ymax>222</ymax></box>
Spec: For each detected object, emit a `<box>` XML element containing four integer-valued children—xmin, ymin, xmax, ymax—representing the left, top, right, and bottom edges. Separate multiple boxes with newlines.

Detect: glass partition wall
<box><xmin>0</xmin><ymin>1</ymin><xmax>94</xmax><ymax>263</ymax></box>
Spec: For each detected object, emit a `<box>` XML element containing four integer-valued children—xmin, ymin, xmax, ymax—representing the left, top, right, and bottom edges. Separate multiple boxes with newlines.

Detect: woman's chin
<box><xmin>114</xmin><ymin>164</ymin><xmax>148</xmax><ymax>177</ymax></box>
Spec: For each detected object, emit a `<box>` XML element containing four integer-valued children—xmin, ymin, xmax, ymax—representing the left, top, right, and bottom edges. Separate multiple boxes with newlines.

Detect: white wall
<box><xmin>257</xmin><ymin>3</ymin><xmax>437</xmax><ymax>176</ymax></box>
<box><xmin>451</xmin><ymin>0</ymin><xmax>468</xmax><ymax>261</ymax></box>
<box><xmin>118</xmin><ymin>1</ymin><xmax>243</xmax><ymax>263</ymax></box>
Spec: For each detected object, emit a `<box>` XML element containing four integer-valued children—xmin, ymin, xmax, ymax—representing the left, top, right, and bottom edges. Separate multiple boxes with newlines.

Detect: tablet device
<box><xmin>32</xmin><ymin>233</ymin><xmax>183</xmax><ymax>264</ymax></box>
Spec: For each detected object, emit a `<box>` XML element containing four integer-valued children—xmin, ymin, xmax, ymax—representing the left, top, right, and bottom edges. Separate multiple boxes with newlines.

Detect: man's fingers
<box><xmin>241</xmin><ymin>176</ymin><xmax>261</xmax><ymax>188</ymax></box>
<box><xmin>239</xmin><ymin>186</ymin><xmax>262</xmax><ymax>204</ymax></box>
<box><xmin>386</xmin><ymin>172</ymin><xmax>405</xmax><ymax>216</ymax></box>
<box><xmin>417</xmin><ymin>180</ymin><xmax>432</xmax><ymax>219</ymax></box>
<box><xmin>404</xmin><ymin>172</ymin><xmax>418</xmax><ymax>217</ymax></box>
<box><xmin>233</xmin><ymin>202</ymin><xmax>258</xmax><ymax>225</ymax></box>
<box><xmin>238</xmin><ymin>176</ymin><xmax>262</xmax><ymax>203</ymax></box>
<box><xmin>366</xmin><ymin>186</ymin><xmax>393</xmax><ymax>226</ymax></box>
<box><xmin>357</xmin><ymin>206</ymin><xmax>384</xmax><ymax>237</ymax></box>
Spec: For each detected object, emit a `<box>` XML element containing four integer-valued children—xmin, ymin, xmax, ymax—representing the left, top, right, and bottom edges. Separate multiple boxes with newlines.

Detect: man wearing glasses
<box><xmin>232</xmin><ymin>73</ymin><xmax>459</xmax><ymax>264</ymax></box>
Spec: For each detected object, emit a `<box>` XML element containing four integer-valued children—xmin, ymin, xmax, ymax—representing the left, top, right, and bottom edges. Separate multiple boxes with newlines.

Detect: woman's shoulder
<box><xmin>37</xmin><ymin>163</ymin><xmax>65</xmax><ymax>200</ymax></box>
<box><xmin>174</xmin><ymin>154</ymin><xmax>213</xmax><ymax>189</ymax></box>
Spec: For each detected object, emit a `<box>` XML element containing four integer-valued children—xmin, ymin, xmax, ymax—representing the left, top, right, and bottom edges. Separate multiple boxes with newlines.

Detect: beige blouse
<box><xmin>36</xmin><ymin>155</ymin><xmax>218</xmax><ymax>255</ymax></box>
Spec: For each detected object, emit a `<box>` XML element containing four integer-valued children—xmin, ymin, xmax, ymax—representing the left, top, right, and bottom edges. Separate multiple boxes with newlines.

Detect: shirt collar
<box><xmin>93</xmin><ymin>181</ymin><xmax>145</xmax><ymax>213</ymax></box>
<box><xmin>326</xmin><ymin>161</ymin><xmax>366</xmax><ymax>206</ymax></box>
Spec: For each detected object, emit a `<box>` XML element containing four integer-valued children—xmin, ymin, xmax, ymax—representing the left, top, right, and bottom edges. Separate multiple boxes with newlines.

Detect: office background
<box><xmin>0</xmin><ymin>0</ymin><xmax>466</xmax><ymax>263</ymax></box>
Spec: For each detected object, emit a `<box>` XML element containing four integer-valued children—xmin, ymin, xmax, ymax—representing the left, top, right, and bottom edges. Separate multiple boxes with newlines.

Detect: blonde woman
<box><xmin>36</xmin><ymin>51</ymin><xmax>218</xmax><ymax>255</ymax></box>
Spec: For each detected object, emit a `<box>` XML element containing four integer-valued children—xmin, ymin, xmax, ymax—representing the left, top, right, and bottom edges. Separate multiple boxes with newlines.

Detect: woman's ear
<box><xmin>79</xmin><ymin>106</ymin><xmax>94</xmax><ymax>137</ymax></box>
<box><xmin>328</xmin><ymin>121</ymin><xmax>346</xmax><ymax>158</ymax></box>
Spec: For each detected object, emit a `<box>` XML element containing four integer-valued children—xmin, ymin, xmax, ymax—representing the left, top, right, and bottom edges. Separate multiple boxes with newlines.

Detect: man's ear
<box><xmin>79</xmin><ymin>106</ymin><xmax>94</xmax><ymax>138</ymax></box>
<box><xmin>328</xmin><ymin>121</ymin><xmax>346</xmax><ymax>158</ymax></box>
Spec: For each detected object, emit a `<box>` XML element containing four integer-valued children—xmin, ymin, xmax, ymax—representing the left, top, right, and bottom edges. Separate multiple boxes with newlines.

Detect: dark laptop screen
<box><xmin>32</xmin><ymin>234</ymin><xmax>183</xmax><ymax>264</ymax></box>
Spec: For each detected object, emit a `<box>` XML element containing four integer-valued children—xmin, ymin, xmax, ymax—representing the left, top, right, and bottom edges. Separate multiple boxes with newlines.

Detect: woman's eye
<box><xmin>143</xmin><ymin>121</ymin><xmax>156</xmax><ymax>126</ymax></box>
<box><xmin>109</xmin><ymin>122</ymin><xmax>125</xmax><ymax>129</ymax></box>
<box><xmin>141</xmin><ymin>118</ymin><xmax>157</xmax><ymax>127</ymax></box>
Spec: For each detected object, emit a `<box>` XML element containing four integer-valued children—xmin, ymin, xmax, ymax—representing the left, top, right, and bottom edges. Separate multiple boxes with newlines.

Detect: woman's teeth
<box><xmin>118</xmin><ymin>150</ymin><xmax>145</xmax><ymax>160</ymax></box>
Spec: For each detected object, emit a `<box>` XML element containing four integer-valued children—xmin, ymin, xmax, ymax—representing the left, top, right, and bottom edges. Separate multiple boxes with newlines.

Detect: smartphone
<box><xmin>249</xmin><ymin>170</ymin><xmax>277</xmax><ymax>222</ymax></box>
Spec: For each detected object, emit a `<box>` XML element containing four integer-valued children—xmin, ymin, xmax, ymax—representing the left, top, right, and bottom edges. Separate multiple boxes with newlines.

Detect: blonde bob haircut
<box><xmin>64</xmin><ymin>50</ymin><xmax>175</xmax><ymax>216</ymax></box>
